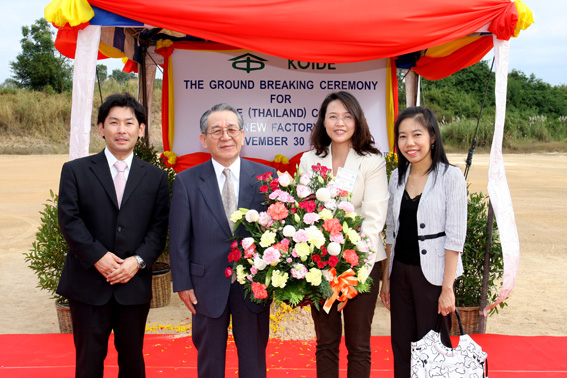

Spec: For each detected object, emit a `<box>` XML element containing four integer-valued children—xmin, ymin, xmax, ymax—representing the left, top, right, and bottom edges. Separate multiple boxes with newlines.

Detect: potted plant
<box><xmin>134</xmin><ymin>138</ymin><xmax>176</xmax><ymax>308</ymax></box>
<box><xmin>453</xmin><ymin>190</ymin><xmax>506</xmax><ymax>334</ymax></box>
<box><xmin>24</xmin><ymin>190</ymin><xmax>73</xmax><ymax>333</ymax></box>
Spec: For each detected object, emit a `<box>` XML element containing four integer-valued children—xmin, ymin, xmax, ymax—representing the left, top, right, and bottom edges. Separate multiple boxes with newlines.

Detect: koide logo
<box><xmin>229</xmin><ymin>53</ymin><xmax>267</xmax><ymax>73</ymax></box>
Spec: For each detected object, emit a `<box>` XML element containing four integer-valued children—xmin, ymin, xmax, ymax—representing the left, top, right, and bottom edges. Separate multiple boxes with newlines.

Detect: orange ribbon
<box><xmin>323</xmin><ymin>268</ymin><xmax>359</xmax><ymax>313</ymax></box>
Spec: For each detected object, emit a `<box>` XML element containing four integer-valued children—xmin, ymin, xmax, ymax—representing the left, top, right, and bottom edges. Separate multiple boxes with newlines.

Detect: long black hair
<box><xmin>310</xmin><ymin>91</ymin><xmax>380</xmax><ymax>157</ymax></box>
<box><xmin>394</xmin><ymin>107</ymin><xmax>450</xmax><ymax>186</ymax></box>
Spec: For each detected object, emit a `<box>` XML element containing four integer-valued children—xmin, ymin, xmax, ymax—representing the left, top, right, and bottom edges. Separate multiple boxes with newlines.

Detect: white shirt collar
<box><xmin>104</xmin><ymin>148</ymin><xmax>134</xmax><ymax>176</ymax></box>
<box><xmin>211</xmin><ymin>157</ymin><xmax>241</xmax><ymax>181</ymax></box>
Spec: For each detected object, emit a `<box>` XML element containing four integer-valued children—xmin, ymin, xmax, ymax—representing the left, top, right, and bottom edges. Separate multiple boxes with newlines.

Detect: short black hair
<box><xmin>97</xmin><ymin>93</ymin><xmax>147</xmax><ymax>126</ymax></box>
<box><xmin>394</xmin><ymin>106</ymin><xmax>450</xmax><ymax>186</ymax></box>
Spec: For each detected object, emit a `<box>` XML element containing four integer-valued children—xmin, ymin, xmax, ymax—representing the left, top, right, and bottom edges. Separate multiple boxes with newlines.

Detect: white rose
<box><xmin>278</xmin><ymin>172</ymin><xmax>292</xmax><ymax>187</ymax></box>
<box><xmin>245</xmin><ymin>209</ymin><xmax>260</xmax><ymax>223</ymax></box>
<box><xmin>283</xmin><ymin>225</ymin><xmax>296</xmax><ymax>238</ymax></box>
<box><xmin>253</xmin><ymin>255</ymin><xmax>267</xmax><ymax>271</ymax></box>
<box><xmin>327</xmin><ymin>242</ymin><xmax>341</xmax><ymax>256</ymax></box>
<box><xmin>316</xmin><ymin>188</ymin><xmax>331</xmax><ymax>203</ymax></box>
<box><xmin>242</xmin><ymin>237</ymin><xmax>255</xmax><ymax>250</ymax></box>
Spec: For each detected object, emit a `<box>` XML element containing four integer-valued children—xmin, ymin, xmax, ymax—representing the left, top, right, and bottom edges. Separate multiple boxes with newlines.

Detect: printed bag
<box><xmin>410</xmin><ymin>309</ymin><xmax>488</xmax><ymax>378</ymax></box>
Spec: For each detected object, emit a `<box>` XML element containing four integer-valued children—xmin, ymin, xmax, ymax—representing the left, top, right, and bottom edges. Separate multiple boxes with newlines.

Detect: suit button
<box><xmin>117</xmin><ymin>227</ymin><xmax>122</xmax><ymax>232</ymax></box>
<box><xmin>421</xmin><ymin>249</ymin><xmax>427</xmax><ymax>255</ymax></box>
<box><xmin>420</xmin><ymin>223</ymin><xmax>426</xmax><ymax>229</ymax></box>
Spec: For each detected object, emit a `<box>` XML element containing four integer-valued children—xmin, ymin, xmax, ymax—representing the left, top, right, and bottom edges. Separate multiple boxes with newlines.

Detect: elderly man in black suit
<box><xmin>169</xmin><ymin>103</ymin><xmax>276</xmax><ymax>378</ymax></box>
<box><xmin>56</xmin><ymin>93</ymin><xmax>169</xmax><ymax>378</ymax></box>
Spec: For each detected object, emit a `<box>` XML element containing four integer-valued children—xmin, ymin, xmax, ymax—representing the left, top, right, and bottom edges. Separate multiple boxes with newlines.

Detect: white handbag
<box><xmin>410</xmin><ymin>309</ymin><xmax>488</xmax><ymax>378</ymax></box>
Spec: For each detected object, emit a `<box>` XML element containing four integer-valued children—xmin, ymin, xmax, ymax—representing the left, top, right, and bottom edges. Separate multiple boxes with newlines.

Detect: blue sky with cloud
<box><xmin>1</xmin><ymin>0</ymin><xmax>564</xmax><ymax>86</ymax></box>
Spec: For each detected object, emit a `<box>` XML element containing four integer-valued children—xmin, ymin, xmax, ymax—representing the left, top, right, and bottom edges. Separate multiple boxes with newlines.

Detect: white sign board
<box><xmin>170</xmin><ymin>48</ymin><xmax>389</xmax><ymax>160</ymax></box>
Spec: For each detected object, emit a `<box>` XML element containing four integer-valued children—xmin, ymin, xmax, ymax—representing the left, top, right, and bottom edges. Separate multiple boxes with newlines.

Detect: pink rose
<box><xmin>338</xmin><ymin>201</ymin><xmax>355</xmax><ymax>213</ymax></box>
<box><xmin>330</xmin><ymin>233</ymin><xmax>345</xmax><ymax>244</ymax></box>
<box><xmin>258</xmin><ymin>212</ymin><xmax>272</xmax><ymax>226</ymax></box>
<box><xmin>262</xmin><ymin>247</ymin><xmax>281</xmax><ymax>265</ymax></box>
<box><xmin>303</xmin><ymin>212</ymin><xmax>321</xmax><ymax>225</ymax></box>
<box><xmin>291</xmin><ymin>264</ymin><xmax>308</xmax><ymax>279</ymax></box>
<box><xmin>293</xmin><ymin>229</ymin><xmax>309</xmax><ymax>243</ymax></box>
<box><xmin>296</xmin><ymin>185</ymin><xmax>312</xmax><ymax>199</ymax></box>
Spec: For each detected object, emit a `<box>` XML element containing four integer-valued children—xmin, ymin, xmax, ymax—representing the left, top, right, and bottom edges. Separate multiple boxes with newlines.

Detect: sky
<box><xmin>1</xmin><ymin>0</ymin><xmax>565</xmax><ymax>86</ymax></box>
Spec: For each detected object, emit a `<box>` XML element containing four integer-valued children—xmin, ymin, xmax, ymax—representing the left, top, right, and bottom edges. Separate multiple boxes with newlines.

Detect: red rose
<box><xmin>312</xmin><ymin>254</ymin><xmax>321</xmax><ymax>263</ymax></box>
<box><xmin>225</xmin><ymin>266</ymin><xmax>233</xmax><ymax>278</ymax></box>
<box><xmin>260</xmin><ymin>185</ymin><xmax>269</xmax><ymax>193</ymax></box>
<box><xmin>321</xmin><ymin>247</ymin><xmax>328</xmax><ymax>257</ymax></box>
<box><xmin>267</xmin><ymin>202</ymin><xmax>289</xmax><ymax>220</ymax></box>
<box><xmin>251</xmin><ymin>282</ymin><xmax>268</xmax><ymax>299</ymax></box>
<box><xmin>299</xmin><ymin>200</ymin><xmax>316</xmax><ymax>213</ymax></box>
<box><xmin>328</xmin><ymin>255</ymin><xmax>339</xmax><ymax>267</ymax></box>
<box><xmin>244</xmin><ymin>244</ymin><xmax>256</xmax><ymax>258</ymax></box>
<box><xmin>323</xmin><ymin>218</ymin><xmax>343</xmax><ymax>234</ymax></box>
<box><xmin>343</xmin><ymin>249</ymin><xmax>359</xmax><ymax>267</ymax></box>
<box><xmin>317</xmin><ymin>261</ymin><xmax>327</xmax><ymax>269</ymax></box>
<box><xmin>231</xmin><ymin>240</ymin><xmax>238</xmax><ymax>249</ymax></box>
<box><xmin>264</xmin><ymin>172</ymin><xmax>273</xmax><ymax>179</ymax></box>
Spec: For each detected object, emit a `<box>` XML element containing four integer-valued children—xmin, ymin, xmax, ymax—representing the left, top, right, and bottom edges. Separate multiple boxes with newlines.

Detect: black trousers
<box><xmin>191</xmin><ymin>282</ymin><xmax>270</xmax><ymax>378</ymax></box>
<box><xmin>310</xmin><ymin>263</ymin><xmax>382</xmax><ymax>378</ymax></box>
<box><xmin>390</xmin><ymin>260</ymin><xmax>452</xmax><ymax>378</ymax></box>
<box><xmin>69</xmin><ymin>297</ymin><xmax>150</xmax><ymax>378</ymax></box>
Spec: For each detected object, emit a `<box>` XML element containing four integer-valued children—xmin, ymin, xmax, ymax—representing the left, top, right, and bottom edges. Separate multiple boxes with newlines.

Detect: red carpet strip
<box><xmin>0</xmin><ymin>334</ymin><xmax>566</xmax><ymax>377</ymax></box>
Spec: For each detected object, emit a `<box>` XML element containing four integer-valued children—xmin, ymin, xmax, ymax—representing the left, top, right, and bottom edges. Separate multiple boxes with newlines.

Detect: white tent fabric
<box><xmin>486</xmin><ymin>36</ymin><xmax>520</xmax><ymax>315</ymax></box>
<box><xmin>69</xmin><ymin>25</ymin><xmax>101</xmax><ymax>160</ymax></box>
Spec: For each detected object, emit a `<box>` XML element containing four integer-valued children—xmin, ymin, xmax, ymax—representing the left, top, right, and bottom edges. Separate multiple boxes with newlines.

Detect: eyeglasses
<box><xmin>206</xmin><ymin>127</ymin><xmax>242</xmax><ymax>139</ymax></box>
<box><xmin>326</xmin><ymin>114</ymin><xmax>354</xmax><ymax>123</ymax></box>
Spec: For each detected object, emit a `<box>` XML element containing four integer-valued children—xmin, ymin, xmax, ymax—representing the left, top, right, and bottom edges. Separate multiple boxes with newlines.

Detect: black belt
<box><xmin>417</xmin><ymin>231</ymin><xmax>446</xmax><ymax>241</ymax></box>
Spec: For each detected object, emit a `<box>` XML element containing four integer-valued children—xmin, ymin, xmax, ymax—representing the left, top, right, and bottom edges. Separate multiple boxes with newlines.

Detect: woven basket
<box><xmin>55</xmin><ymin>300</ymin><xmax>73</xmax><ymax>333</ymax></box>
<box><xmin>451</xmin><ymin>306</ymin><xmax>486</xmax><ymax>335</ymax></box>
<box><xmin>150</xmin><ymin>262</ymin><xmax>172</xmax><ymax>308</ymax></box>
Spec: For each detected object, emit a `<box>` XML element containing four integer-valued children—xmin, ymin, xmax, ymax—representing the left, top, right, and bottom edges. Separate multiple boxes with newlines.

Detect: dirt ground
<box><xmin>1</xmin><ymin>153</ymin><xmax>565</xmax><ymax>337</ymax></box>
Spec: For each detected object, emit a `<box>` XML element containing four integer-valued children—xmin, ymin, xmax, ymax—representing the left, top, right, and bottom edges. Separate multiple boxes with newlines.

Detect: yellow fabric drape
<box><xmin>45</xmin><ymin>0</ymin><xmax>94</xmax><ymax>27</ymax></box>
<box><xmin>513</xmin><ymin>1</ymin><xmax>535</xmax><ymax>38</ymax></box>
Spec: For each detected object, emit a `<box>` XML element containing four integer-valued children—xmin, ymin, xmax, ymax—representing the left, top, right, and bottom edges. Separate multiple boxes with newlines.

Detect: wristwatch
<box><xmin>134</xmin><ymin>255</ymin><xmax>146</xmax><ymax>269</ymax></box>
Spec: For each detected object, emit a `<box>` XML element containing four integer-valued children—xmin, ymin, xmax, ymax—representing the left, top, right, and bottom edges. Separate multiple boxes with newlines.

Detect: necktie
<box><xmin>114</xmin><ymin>161</ymin><xmax>127</xmax><ymax>209</ymax></box>
<box><xmin>222</xmin><ymin>168</ymin><xmax>237</xmax><ymax>231</ymax></box>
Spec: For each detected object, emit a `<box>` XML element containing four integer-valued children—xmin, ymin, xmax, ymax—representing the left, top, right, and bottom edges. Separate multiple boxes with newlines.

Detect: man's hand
<box><xmin>94</xmin><ymin>251</ymin><xmax>124</xmax><ymax>278</ymax></box>
<box><xmin>106</xmin><ymin>256</ymin><xmax>139</xmax><ymax>285</ymax></box>
<box><xmin>178</xmin><ymin>290</ymin><xmax>198</xmax><ymax>314</ymax></box>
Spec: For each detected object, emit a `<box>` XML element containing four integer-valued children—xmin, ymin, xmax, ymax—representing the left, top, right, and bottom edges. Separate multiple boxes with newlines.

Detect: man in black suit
<box><xmin>169</xmin><ymin>103</ymin><xmax>276</xmax><ymax>378</ymax></box>
<box><xmin>56</xmin><ymin>93</ymin><xmax>169</xmax><ymax>378</ymax></box>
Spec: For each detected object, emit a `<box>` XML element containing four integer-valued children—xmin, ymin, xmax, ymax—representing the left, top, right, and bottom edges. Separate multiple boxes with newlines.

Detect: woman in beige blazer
<box><xmin>299</xmin><ymin>91</ymin><xmax>388</xmax><ymax>378</ymax></box>
<box><xmin>380</xmin><ymin>107</ymin><xmax>467</xmax><ymax>378</ymax></box>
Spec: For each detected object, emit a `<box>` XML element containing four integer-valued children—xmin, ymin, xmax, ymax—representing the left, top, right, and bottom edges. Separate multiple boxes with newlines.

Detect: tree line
<box><xmin>4</xmin><ymin>19</ymin><xmax>137</xmax><ymax>93</ymax></box>
<box><xmin>3</xmin><ymin>19</ymin><xmax>566</xmax><ymax>152</ymax></box>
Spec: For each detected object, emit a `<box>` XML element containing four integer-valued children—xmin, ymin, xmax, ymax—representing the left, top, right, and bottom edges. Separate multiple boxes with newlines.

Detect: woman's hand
<box><xmin>438</xmin><ymin>286</ymin><xmax>455</xmax><ymax>316</ymax></box>
<box><xmin>380</xmin><ymin>277</ymin><xmax>391</xmax><ymax>311</ymax></box>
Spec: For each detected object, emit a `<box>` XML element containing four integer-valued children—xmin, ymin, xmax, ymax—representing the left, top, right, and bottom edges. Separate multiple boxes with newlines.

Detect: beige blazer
<box><xmin>299</xmin><ymin>146</ymin><xmax>389</xmax><ymax>268</ymax></box>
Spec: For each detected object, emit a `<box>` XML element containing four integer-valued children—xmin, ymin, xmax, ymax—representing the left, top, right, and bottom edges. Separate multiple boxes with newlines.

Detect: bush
<box><xmin>454</xmin><ymin>191</ymin><xmax>505</xmax><ymax>313</ymax></box>
<box><xmin>23</xmin><ymin>190</ymin><xmax>67</xmax><ymax>302</ymax></box>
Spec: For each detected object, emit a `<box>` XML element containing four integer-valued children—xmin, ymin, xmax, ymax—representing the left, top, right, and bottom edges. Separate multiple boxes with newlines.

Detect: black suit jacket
<box><xmin>56</xmin><ymin>151</ymin><xmax>169</xmax><ymax>306</ymax></box>
<box><xmin>169</xmin><ymin>158</ymin><xmax>276</xmax><ymax>318</ymax></box>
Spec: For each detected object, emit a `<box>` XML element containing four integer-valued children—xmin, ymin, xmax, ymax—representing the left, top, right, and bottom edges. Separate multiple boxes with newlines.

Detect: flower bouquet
<box><xmin>228</xmin><ymin>163</ymin><xmax>376</xmax><ymax>313</ymax></box>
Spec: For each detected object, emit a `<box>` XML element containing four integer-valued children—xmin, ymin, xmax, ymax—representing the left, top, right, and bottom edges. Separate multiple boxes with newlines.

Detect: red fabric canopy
<box><xmin>88</xmin><ymin>0</ymin><xmax>514</xmax><ymax>63</ymax></box>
